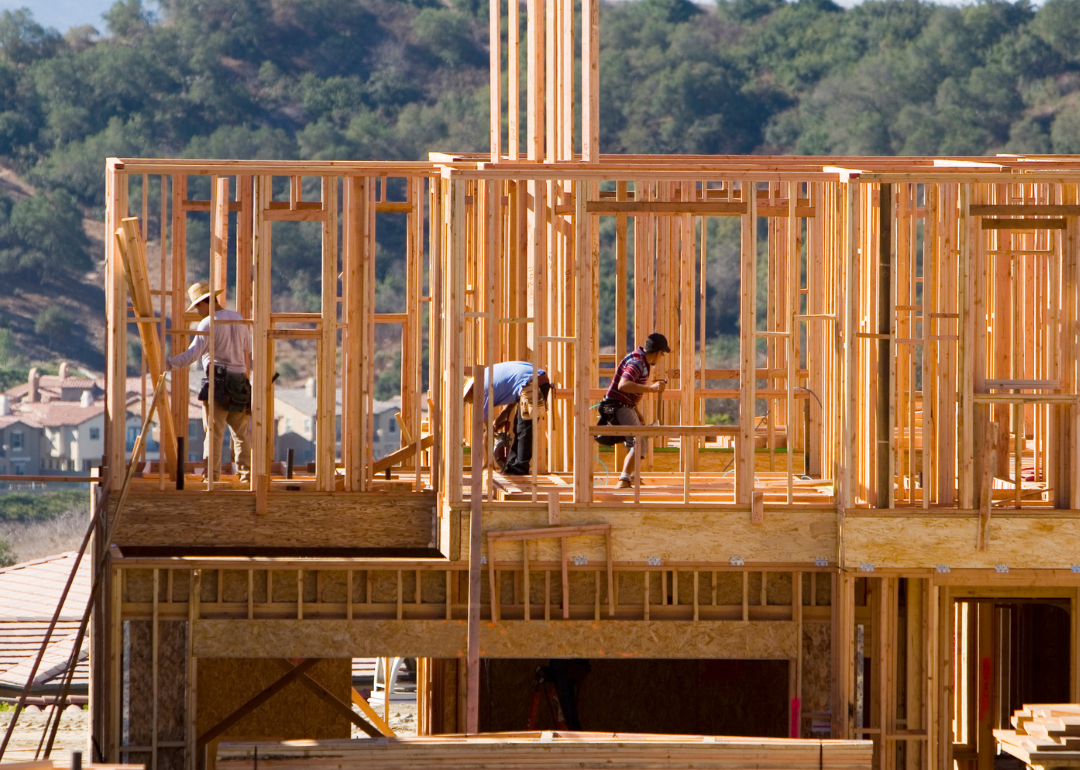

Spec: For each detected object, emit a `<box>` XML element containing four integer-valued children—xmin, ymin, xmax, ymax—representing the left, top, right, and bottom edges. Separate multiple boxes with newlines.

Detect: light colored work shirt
<box><xmin>167</xmin><ymin>308</ymin><xmax>251</xmax><ymax>375</ymax></box>
<box><xmin>481</xmin><ymin>362</ymin><xmax>546</xmax><ymax>418</ymax></box>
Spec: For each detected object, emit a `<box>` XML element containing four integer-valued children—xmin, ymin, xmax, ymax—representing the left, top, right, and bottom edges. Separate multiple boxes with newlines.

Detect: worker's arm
<box><xmin>617</xmin><ymin>377</ymin><xmax>666</xmax><ymax>395</ymax></box>
<box><xmin>166</xmin><ymin>319</ymin><xmax>210</xmax><ymax>370</ymax></box>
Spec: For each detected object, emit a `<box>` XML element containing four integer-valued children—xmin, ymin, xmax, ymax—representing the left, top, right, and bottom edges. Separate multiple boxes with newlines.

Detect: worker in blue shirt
<box><xmin>464</xmin><ymin>361</ymin><xmax>552</xmax><ymax>475</ymax></box>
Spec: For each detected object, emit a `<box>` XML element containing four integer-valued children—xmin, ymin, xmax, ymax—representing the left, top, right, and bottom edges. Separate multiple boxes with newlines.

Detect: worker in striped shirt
<box><xmin>599</xmin><ymin>332</ymin><xmax>670</xmax><ymax>489</ymax></box>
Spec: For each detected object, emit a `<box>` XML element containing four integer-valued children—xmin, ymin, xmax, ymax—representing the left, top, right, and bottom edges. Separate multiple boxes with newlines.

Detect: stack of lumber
<box><xmin>995</xmin><ymin>704</ymin><xmax>1080</xmax><ymax>768</ymax></box>
<box><xmin>216</xmin><ymin>731</ymin><xmax>871</xmax><ymax>770</ymax></box>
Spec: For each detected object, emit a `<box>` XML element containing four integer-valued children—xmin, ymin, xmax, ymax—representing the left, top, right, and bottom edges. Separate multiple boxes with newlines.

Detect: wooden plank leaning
<box><xmin>115</xmin><ymin>217</ymin><xmax>179</xmax><ymax>478</ymax></box>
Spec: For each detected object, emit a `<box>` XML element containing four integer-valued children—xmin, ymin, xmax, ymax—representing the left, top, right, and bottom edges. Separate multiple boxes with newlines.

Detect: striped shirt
<box><xmin>605</xmin><ymin>347</ymin><xmax>650</xmax><ymax>407</ymax></box>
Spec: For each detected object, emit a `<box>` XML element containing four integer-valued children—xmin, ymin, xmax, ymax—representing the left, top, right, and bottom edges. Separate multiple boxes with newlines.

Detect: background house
<box><xmin>274</xmin><ymin>378</ymin><xmax>405</xmax><ymax>463</ymax></box>
<box><xmin>0</xmin><ymin>410</ymin><xmax>44</xmax><ymax>477</ymax></box>
<box><xmin>0</xmin><ymin>363</ymin><xmax>206</xmax><ymax>477</ymax></box>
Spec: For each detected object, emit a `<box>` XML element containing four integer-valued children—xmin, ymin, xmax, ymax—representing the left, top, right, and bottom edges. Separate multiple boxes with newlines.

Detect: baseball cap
<box><xmin>644</xmin><ymin>333</ymin><xmax>671</xmax><ymax>354</ymax></box>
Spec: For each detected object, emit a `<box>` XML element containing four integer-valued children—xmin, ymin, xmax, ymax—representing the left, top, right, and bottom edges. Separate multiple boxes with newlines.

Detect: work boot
<box><xmin>615</xmin><ymin>478</ymin><xmax>633</xmax><ymax>489</ymax></box>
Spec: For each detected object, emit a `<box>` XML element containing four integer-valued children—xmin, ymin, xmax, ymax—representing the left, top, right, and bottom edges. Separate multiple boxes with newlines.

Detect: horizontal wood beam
<box><xmin>969</xmin><ymin>204</ymin><xmax>1080</xmax><ymax>216</ymax></box>
<box><xmin>981</xmin><ymin>218</ymin><xmax>1067</xmax><ymax>230</ymax></box>
<box><xmin>193</xmin><ymin>619</ymin><xmax>799</xmax><ymax>659</ymax></box>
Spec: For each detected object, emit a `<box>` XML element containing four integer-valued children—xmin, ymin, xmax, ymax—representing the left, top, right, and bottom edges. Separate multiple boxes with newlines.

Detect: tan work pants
<box><xmin>203</xmin><ymin>406</ymin><xmax>251</xmax><ymax>480</ymax></box>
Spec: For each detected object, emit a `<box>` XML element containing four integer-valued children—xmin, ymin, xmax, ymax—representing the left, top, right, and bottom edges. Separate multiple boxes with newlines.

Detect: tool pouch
<box><xmin>594</xmin><ymin>399</ymin><xmax>621</xmax><ymax>446</ymax></box>
<box><xmin>518</xmin><ymin>390</ymin><xmax>547</xmax><ymax>421</ymax></box>
<box><xmin>200</xmin><ymin>365</ymin><xmax>252</xmax><ymax>413</ymax></box>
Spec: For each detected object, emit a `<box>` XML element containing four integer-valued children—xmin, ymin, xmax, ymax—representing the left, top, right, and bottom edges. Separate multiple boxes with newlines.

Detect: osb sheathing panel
<box><xmin>421</xmin><ymin>570</ymin><xmax>447</xmax><ymax>603</ymax></box>
<box><xmin>803</xmin><ymin>572</ymin><xmax>832</xmax><ymax>606</ymax></box>
<box><xmin>158</xmin><ymin>621</ymin><xmax>188</xmax><ymax>742</ymax></box>
<box><xmin>125</xmin><ymin>620</ymin><xmax>188</xmax><ymax>749</ymax></box>
<box><xmin>369</xmin><ymin>570</ymin><xmax>403</xmax><ymax>603</ymax></box>
<box><xmin>196</xmin><ymin>658</ymin><xmax>350</xmax><ymax>741</ymax></box>
<box><xmin>126</xmin><ymin>751</ymin><xmax>152</xmax><ymax>768</ymax></box>
<box><xmin>800</xmin><ymin>623</ymin><xmax>831</xmax><ymax>737</ymax></box>
<box><xmin>222</xmin><ymin>570</ymin><xmax>250</xmax><ymax>603</ymax></box>
<box><xmin>441</xmin><ymin>659</ymin><xmax>459</xmax><ymax>734</ymax></box>
<box><xmin>321</xmin><ymin>571</ymin><xmax>348</xmax><ymax>603</ymax></box>
<box><xmin>112</xmin><ymin>492</ymin><xmax>436</xmax><ymax>549</ymax></box>
<box><xmin>613</xmin><ymin>571</ymin><xmax>766</xmax><ymax>606</ymax></box>
<box><xmin>127</xmin><ymin>620</ymin><xmax>155</xmax><ymax>747</ymax></box>
<box><xmin>193</xmin><ymin>619</ymin><xmax>469</xmax><ymax>658</ymax></box>
<box><xmin>361</xmin><ymin>569</ymin><xmax>444</xmax><ymax>603</ymax></box>
<box><xmin>843</xmin><ymin>514</ymin><xmax>1080</xmax><ymax>569</ymax></box>
<box><xmin>171</xmin><ymin>571</ymin><xmax>193</xmax><ymax>602</ymax></box>
<box><xmin>767</xmin><ymin>573</ymin><xmax>793</xmax><ymax>605</ymax></box>
<box><xmin>126</xmin><ymin>569</ymin><xmax>156</xmax><ymax>603</ymax></box>
<box><xmin>469</xmin><ymin>507</ymin><xmax>836</xmax><ymax>563</ymax></box>
<box><xmin>201</xmin><ymin>570</ymin><xmax>219</xmax><ymax>602</ymax></box>
<box><xmin>192</xmin><ymin>618</ymin><xmax>798</xmax><ymax>659</ymax></box>
<box><xmin>159</xmin><ymin>747</ymin><xmax>184</xmax><ymax>770</ymax></box>
<box><xmin>477</xmin><ymin>620</ymin><xmax>799</xmax><ymax>659</ymax></box>
<box><xmin>479</xmin><ymin>658</ymin><xmax>789</xmax><ymax>736</ymax></box>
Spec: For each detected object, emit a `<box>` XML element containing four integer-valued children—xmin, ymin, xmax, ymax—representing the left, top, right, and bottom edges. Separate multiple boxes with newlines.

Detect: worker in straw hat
<box><xmin>167</xmin><ymin>281</ymin><xmax>252</xmax><ymax>483</ymax></box>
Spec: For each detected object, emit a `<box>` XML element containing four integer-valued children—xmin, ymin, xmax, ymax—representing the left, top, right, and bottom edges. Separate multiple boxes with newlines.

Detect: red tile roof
<box><xmin>0</xmin><ymin>552</ymin><xmax>91</xmax><ymax>620</ymax></box>
<box><xmin>0</xmin><ymin>553</ymin><xmax>91</xmax><ymax>696</ymax></box>
<box><xmin>0</xmin><ymin>414</ymin><xmax>42</xmax><ymax>430</ymax></box>
<box><xmin>4</xmin><ymin>376</ymin><xmax>100</xmax><ymax>404</ymax></box>
<box><xmin>18</xmin><ymin>402</ymin><xmax>105</xmax><ymax>428</ymax></box>
<box><xmin>0</xmin><ymin>620</ymin><xmax>88</xmax><ymax>696</ymax></box>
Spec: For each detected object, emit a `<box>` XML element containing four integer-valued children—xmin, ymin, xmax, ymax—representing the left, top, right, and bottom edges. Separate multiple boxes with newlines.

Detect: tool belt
<box><xmin>198</xmin><ymin>364</ymin><xmax>252</xmax><ymax>413</ymax></box>
<box><xmin>594</xmin><ymin>398</ymin><xmax>623</xmax><ymax>446</ymax></box>
<box><xmin>518</xmin><ymin>373</ymin><xmax>551</xmax><ymax>420</ymax></box>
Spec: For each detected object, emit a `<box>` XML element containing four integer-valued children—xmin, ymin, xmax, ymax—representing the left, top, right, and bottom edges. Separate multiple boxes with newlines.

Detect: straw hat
<box><xmin>185</xmin><ymin>281</ymin><xmax>221</xmax><ymax>311</ymax></box>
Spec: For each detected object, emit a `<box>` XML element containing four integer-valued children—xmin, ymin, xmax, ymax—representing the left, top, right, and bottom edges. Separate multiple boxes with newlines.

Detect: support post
<box><xmin>877</xmin><ymin>184</ymin><xmax>893</xmax><ymax>508</ymax></box>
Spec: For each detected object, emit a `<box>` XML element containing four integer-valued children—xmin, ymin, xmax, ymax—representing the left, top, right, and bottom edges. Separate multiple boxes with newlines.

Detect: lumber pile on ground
<box><xmin>995</xmin><ymin>704</ymin><xmax>1080</xmax><ymax>768</ymax></box>
<box><xmin>216</xmin><ymin>732</ymin><xmax>871</xmax><ymax>770</ymax></box>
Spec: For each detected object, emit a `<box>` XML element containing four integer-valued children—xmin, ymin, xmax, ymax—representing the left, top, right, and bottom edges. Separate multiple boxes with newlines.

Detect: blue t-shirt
<box><xmin>480</xmin><ymin>361</ymin><xmax>546</xmax><ymax>418</ymax></box>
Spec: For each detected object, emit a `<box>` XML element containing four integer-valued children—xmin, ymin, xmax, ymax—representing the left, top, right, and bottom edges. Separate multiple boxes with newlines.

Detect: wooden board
<box><xmin>196</xmin><ymin>658</ymin><xmax>350</xmax><ymax>742</ymax></box>
<box><xmin>844</xmin><ymin>513</ymin><xmax>1080</xmax><ymax>569</ymax></box>
<box><xmin>464</xmin><ymin>506</ymin><xmax>837</xmax><ymax>564</ymax></box>
<box><xmin>111</xmin><ymin>492</ymin><xmax>437</xmax><ymax>550</ymax></box>
<box><xmin>212</xmin><ymin>733</ymin><xmax>872</xmax><ymax>770</ymax></box>
<box><xmin>192</xmin><ymin>619</ymin><xmax>798</xmax><ymax>660</ymax></box>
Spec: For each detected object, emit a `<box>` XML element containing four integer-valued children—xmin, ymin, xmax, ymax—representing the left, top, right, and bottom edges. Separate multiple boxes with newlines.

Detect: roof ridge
<box><xmin>0</xmin><ymin>550</ymin><xmax>79</xmax><ymax>575</ymax></box>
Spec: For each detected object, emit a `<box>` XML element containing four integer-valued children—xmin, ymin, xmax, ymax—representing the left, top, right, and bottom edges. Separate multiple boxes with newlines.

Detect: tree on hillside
<box><xmin>34</xmin><ymin>304</ymin><xmax>71</xmax><ymax>349</ymax></box>
<box><xmin>0</xmin><ymin>189</ymin><xmax>92</xmax><ymax>284</ymax></box>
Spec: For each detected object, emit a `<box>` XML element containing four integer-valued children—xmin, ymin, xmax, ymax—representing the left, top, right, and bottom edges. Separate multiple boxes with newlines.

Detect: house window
<box><xmin>11</xmin><ymin>430</ymin><xmax>23</xmax><ymax>450</ymax></box>
<box><xmin>389</xmin><ymin>420</ymin><xmax>397</xmax><ymax>434</ymax></box>
<box><xmin>285</xmin><ymin>418</ymin><xmax>293</xmax><ymax>432</ymax></box>
<box><xmin>14</xmin><ymin>463</ymin><xmax>24</xmax><ymax>475</ymax></box>
<box><xmin>304</xmin><ymin>418</ymin><xmax>312</xmax><ymax>434</ymax></box>
<box><xmin>90</xmin><ymin>427</ymin><xmax>100</xmax><ymax>440</ymax></box>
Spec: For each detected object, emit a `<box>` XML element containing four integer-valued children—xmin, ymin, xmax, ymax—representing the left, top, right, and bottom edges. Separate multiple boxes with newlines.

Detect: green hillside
<box><xmin>1</xmin><ymin>0</ymin><xmax>1079</xmax><ymax>373</ymax></box>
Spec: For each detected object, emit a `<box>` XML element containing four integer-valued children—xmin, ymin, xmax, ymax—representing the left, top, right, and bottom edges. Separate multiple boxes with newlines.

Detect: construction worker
<box><xmin>166</xmin><ymin>281</ymin><xmax>252</xmax><ymax>482</ymax></box>
<box><xmin>464</xmin><ymin>361</ymin><xmax>552</xmax><ymax>475</ymax></box>
<box><xmin>597</xmin><ymin>332</ymin><xmax>670</xmax><ymax>489</ymax></box>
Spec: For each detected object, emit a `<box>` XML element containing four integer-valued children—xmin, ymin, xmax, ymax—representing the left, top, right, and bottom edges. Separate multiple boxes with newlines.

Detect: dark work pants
<box><xmin>503</xmin><ymin>410</ymin><xmax>533</xmax><ymax>475</ymax></box>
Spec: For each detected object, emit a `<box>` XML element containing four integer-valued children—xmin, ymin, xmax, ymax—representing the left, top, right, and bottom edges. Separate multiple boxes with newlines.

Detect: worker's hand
<box><xmin>653</xmin><ymin>379</ymin><xmax>667</xmax><ymax>393</ymax></box>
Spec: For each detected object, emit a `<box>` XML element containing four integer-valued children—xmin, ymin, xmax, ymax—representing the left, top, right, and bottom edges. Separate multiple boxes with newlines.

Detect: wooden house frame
<box><xmin>91</xmin><ymin>3</ymin><xmax>1080</xmax><ymax>769</ymax></box>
